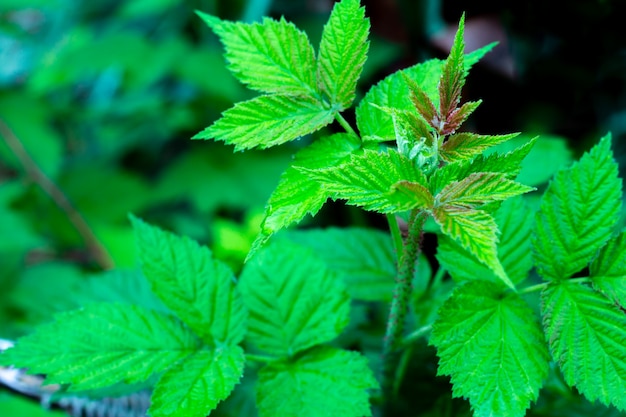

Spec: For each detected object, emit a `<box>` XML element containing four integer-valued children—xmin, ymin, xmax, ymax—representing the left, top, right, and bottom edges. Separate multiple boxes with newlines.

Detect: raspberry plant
<box><xmin>2</xmin><ymin>1</ymin><xmax>626</xmax><ymax>416</ymax></box>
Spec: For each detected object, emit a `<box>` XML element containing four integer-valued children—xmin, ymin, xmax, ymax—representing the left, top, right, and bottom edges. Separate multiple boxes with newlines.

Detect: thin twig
<box><xmin>0</xmin><ymin>118</ymin><xmax>113</xmax><ymax>269</ymax></box>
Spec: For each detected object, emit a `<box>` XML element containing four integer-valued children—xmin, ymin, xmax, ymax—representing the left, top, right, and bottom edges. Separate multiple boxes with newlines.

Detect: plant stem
<box><xmin>380</xmin><ymin>209</ymin><xmax>426</xmax><ymax>398</ymax></box>
<box><xmin>517</xmin><ymin>277</ymin><xmax>592</xmax><ymax>295</ymax></box>
<box><xmin>0</xmin><ymin>119</ymin><xmax>114</xmax><ymax>270</ymax></box>
<box><xmin>335</xmin><ymin>113</ymin><xmax>359</xmax><ymax>138</ymax></box>
<box><xmin>401</xmin><ymin>324</ymin><xmax>433</xmax><ymax>347</ymax></box>
<box><xmin>386</xmin><ymin>213</ymin><xmax>404</xmax><ymax>262</ymax></box>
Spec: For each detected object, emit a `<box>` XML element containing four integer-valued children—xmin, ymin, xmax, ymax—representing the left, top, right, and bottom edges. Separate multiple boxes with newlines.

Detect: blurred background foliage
<box><xmin>0</xmin><ymin>0</ymin><xmax>625</xmax><ymax>415</ymax></box>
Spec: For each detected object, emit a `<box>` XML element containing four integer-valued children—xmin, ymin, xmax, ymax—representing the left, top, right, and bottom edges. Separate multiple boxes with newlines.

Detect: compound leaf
<box><xmin>301</xmin><ymin>148</ymin><xmax>431</xmax><ymax>213</ymax></box>
<box><xmin>440</xmin><ymin>132</ymin><xmax>519</xmax><ymax>163</ymax></box>
<box><xmin>430</xmin><ymin>281</ymin><xmax>549</xmax><ymax>417</ymax></box>
<box><xmin>439</xmin><ymin>14</ymin><xmax>466</xmax><ymax>119</ymax></box>
<box><xmin>130</xmin><ymin>216</ymin><xmax>246</xmax><ymax>346</ymax></box>
<box><xmin>197</xmin><ymin>12</ymin><xmax>318</xmax><ymax>96</ymax></box>
<box><xmin>437</xmin><ymin>197</ymin><xmax>533</xmax><ymax>285</ymax></box>
<box><xmin>256</xmin><ymin>346</ymin><xmax>378</xmax><ymax>417</ymax></box>
<box><xmin>433</xmin><ymin>206</ymin><xmax>513</xmax><ymax>289</ymax></box>
<box><xmin>436</xmin><ymin>172</ymin><xmax>534</xmax><ymax>208</ymax></box>
<box><xmin>541</xmin><ymin>281</ymin><xmax>626</xmax><ymax>411</ymax></box>
<box><xmin>0</xmin><ymin>303</ymin><xmax>201</xmax><ymax>391</ymax></box>
<box><xmin>356</xmin><ymin>45</ymin><xmax>494</xmax><ymax>141</ymax></box>
<box><xmin>317</xmin><ymin>0</ymin><xmax>370</xmax><ymax>108</ymax></box>
<box><xmin>252</xmin><ymin>133</ymin><xmax>361</xmax><ymax>256</ymax></box>
<box><xmin>193</xmin><ymin>94</ymin><xmax>335</xmax><ymax>151</ymax></box>
<box><xmin>149</xmin><ymin>346</ymin><xmax>245</xmax><ymax>417</ymax></box>
<box><xmin>590</xmin><ymin>229</ymin><xmax>626</xmax><ymax>308</ymax></box>
<box><xmin>239</xmin><ymin>243</ymin><xmax>350</xmax><ymax>357</ymax></box>
<box><xmin>533</xmin><ymin>134</ymin><xmax>622</xmax><ymax>281</ymax></box>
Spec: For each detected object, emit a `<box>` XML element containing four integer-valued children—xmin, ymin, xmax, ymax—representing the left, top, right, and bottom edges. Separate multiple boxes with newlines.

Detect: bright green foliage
<box><xmin>317</xmin><ymin>0</ymin><xmax>370</xmax><ymax>108</ymax></box>
<box><xmin>534</xmin><ymin>134</ymin><xmax>622</xmax><ymax>280</ymax></box>
<box><xmin>438</xmin><ymin>14</ymin><xmax>466</xmax><ymax>119</ymax></box>
<box><xmin>0</xmin><ymin>303</ymin><xmax>201</xmax><ymax>391</ymax></box>
<box><xmin>302</xmin><ymin>148</ymin><xmax>430</xmax><ymax>213</ymax></box>
<box><xmin>281</xmin><ymin>227</ymin><xmax>431</xmax><ymax>301</ymax></box>
<box><xmin>541</xmin><ymin>282</ymin><xmax>626</xmax><ymax>411</ymax></box>
<box><xmin>149</xmin><ymin>347</ymin><xmax>245</xmax><ymax>417</ymax></box>
<box><xmin>192</xmin><ymin>95</ymin><xmax>335</xmax><ymax>151</ymax></box>
<box><xmin>238</xmin><ymin>243</ymin><xmax>350</xmax><ymax>357</ymax></box>
<box><xmin>130</xmin><ymin>216</ymin><xmax>247</xmax><ymax>346</ymax></box>
<box><xmin>440</xmin><ymin>132</ymin><xmax>520</xmax><ymax>163</ymax></box>
<box><xmin>253</xmin><ymin>133</ymin><xmax>361</xmax><ymax>254</ymax></box>
<box><xmin>355</xmin><ymin>45</ymin><xmax>494</xmax><ymax>141</ymax></box>
<box><xmin>431</xmin><ymin>281</ymin><xmax>549</xmax><ymax>417</ymax></box>
<box><xmin>436</xmin><ymin>172</ymin><xmax>534</xmax><ymax>207</ymax></box>
<box><xmin>433</xmin><ymin>206</ymin><xmax>512</xmax><ymax>288</ymax></box>
<box><xmin>590</xmin><ymin>230</ymin><xmax>626</xmax><ymax>307</ymax></box>
<box><xmin>256</xmin><ymin>346</ymin><xmax>378</xmax><ymax>417</ymax></box>
<box><xmin>196</xmin><ymin>13</ymin><xmax>318</xmax><ymax>96</ymax></box>
<box><xmin>437</xmin><ymin>197</ymin><xmax>533</xmax><ymax>285</ymax></box>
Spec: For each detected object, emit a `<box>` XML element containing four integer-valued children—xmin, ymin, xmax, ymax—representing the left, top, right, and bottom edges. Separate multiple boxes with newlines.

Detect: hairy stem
<box><xmin>0</xmin><ymin>119</ymin><xmax>114</xmax><ymax>269</ymax></box>
<box><xmin>380</xmin><ymin>209</ymin><xmax>426</xmax><ymax>398</ymax></box>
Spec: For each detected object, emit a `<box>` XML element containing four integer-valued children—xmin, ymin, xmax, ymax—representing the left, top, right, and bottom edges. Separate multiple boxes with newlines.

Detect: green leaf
<box><xmin>429</xmin><ymin>137</ymin><xmax>537</xmax><ymax>196</ymax></box>
<box><xmin>149</xmin><ymin>346</ymin><xmax>245</xmax><ymax>417</ymax></box>
<box><xmin>256</xmin><ymin>346</ymin><xmax>378</xmax><ymax>417</ymax></box>
<box><xmin>444</xmin><ymin>100</ymin><xmax>482</xmax><ymax>134</ymax></box>
<box><xmin>0</xmin><ymin>303</ymin><xmax>201</xmax><ymax>391</ymax></box>
<box><xmin>430</xmin><ymin>281</ymin><xmax>549</xmax><ymax>417</ymax></box>
<box><xmin>590</xmin><ymin>229</ymin><xmax>626</xmax><ymax>307</ymax></box>
<box><xmin>437</xmin><ymin>197</ymin><xmax>533</xmax><ymax>285</ymax></box>
<box><xmin>192</xmin><ymin>94</ymin><xmax>335</xmax><ymax>151</ymax></box>
<box><xmin>254</xmin><ymin>133</ymin><xmax>361</xmax><ymax>252</ymax></box>
<box><xmin>356</xmin><ymin>45</ymin><xmax>494</xmax><ymax>141</ymax></box>
<box><xmin>533</xmin><ymin>134</ymin><xmax>623</xmax><ymax>281</ymax></box>
<box><xmin>130</xmin><ymin>216</ymin><xmax>246</xmax><ymax>346</ymax></box>
<box><xmin>301</xmin><ymin>148</ymin><xmax>431</xmax><ymax>213</ymax></box>
<box><xmin>405</xmin><ymin>73</ymin><xmax>439</xmax><ymax>131</ymax></box>
<box><xmin>541</xmin><ymin>281</ymin><xmax>626</xmax><ymax>411</ymax></box>
<box><xmin>239</xmin><ymin>243</ymin><xmax>350</xmax><ymax>357</ymax></box>
<box><xmin>440</xmin><ymin>132</ymin><xmax>519</xmax><ymax>163</ymax></box>
<box><xmin>433</xmin><ymin>206</ymin><xmax>513</xmax><ymax>288</ymax></box>
<box><xmin>282</xmin><ymin>227</ymin><xmax>407</xmax><ymax>301</ymax></box>
<box><xmin>439</xmin><ymin>14</ymin><xmax>466</xmax><ymax>119</ymax></box>
<box><xmin>196</xmin><ymin>12</ymin><xmax>318</xmax><ymax>96</ymax></box>
<box><xmin>317</xmin><ymin>0</ymin><xmax>370</xmax><ymax>108</ymax></box>
<box><xmin>436</xmin><ymin>172</ymin><xmax>534</xmax><ymax>208</ymax></box>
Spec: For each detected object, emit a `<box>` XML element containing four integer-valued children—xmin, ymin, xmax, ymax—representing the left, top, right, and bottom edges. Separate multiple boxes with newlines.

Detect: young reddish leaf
<box><xmin>440</xmin><ymin>132</ymin><xmax>519</xmax><ymax>163</ymax></box>
<box><xmin>439</xmin><ymin>14</ymin><xmax>466</xmax><ymax>119</ymax></box>
<box><xmin>442</xmin><ymin>100</ymin><xmax>481</xmax><ymax>135</ymax></box>
<box><xmin>404</xmin><ymin>73</ymin><xmax>440</xmax><ymax>131</ymax></box>
<box><xmin>436</xmin><ymin>172</ymin><xmax>534</xmax><ymax>207</ymax></box>
<box><xmin>433</xmin><ymin>205</ymin><xmax>513</xmax><ymax>289</ymax></box>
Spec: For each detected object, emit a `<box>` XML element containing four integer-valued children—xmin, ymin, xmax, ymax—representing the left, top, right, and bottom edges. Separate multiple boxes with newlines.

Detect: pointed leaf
<box><xmin>0</xmin><ymin>303</ymin><xmax>201</xmax><ymax>391</ymax></box>
<box><xmin>251</xmin><ymin>133</ymin><xmax>361</xmax><ymax>256</ymax></box>
<box><xmin>431</xmin><ymin>281</ymin><xmax>549</xmax><ymax>417</ymax></box>
<box><xmin>405</xmin><ymin>73</ymin><xmax>440</xmax><ymax>130</ymax></box>
<box><xmin>239</xmin><ymin>244</ymin><xmax>350</xmax><ymax>357</ymax></box>
<box><xmin>193</xmin><ymin>94</ymin><xmax>335</xmax><ymax>151</ymax></box>
<box><xmin>534</xmin><ymin>134</ymin><xmax>623</xmax><ymax>280</ymax></box>
<box><xmin>130</xmin><ymin>216</ymin><xmax>246</xmax><ymax>346</ymax></box>
<box><xmin>197</xmin><ymin>12</ymin><xmax>318</xmax><ymax>96</ymax></box>
<box><xmin>437</xmin><ymin>197</ymin><xmax>533</xmax><ymax>285</ymax></box>
<box><xmin>356</xmin><ymin>44</ymin><xmax>495</xmax><ymax>141</ymax></box>
<box><xmin>541</xmin><ymin>281</ymin><xmax>626</xmax><ymax>411</ymax></box>
<box><xmin>590</xmin><ymin>230</ymin><xmax>626</xmax><ymax>307</ymax></box>
<box><xmin>391</xmin><ymin>180</ymin><xmax>435</xmax><ymax>209</ymax></box>
<box><xmin>439</xmin><ymin>14</ymin><xmax>466</xmax><ymax>118</ymax></box>
<box><xmin>433</xmin><ymin>205</ymin><xmax>513</xmax><ymax>288</ymax></box>
<box><xmin>443</xmin><ymin>100</ymin><xmax>481</xmax><ymax>135</ymax></box>
<box><xmin>440</xmin><ymin>132</ymin><xmax>519</xmax><ymax>163</ymax></box>
<box><xmin>149</xmin><ymin>346</ymin><xmax>245</xmax><ymax>417</ymax></box>
<box><xmin>317</xmin><ymin>0</ymin><xmax>370</xmax><ymax>108</ymax></box>
<box><xmin>301</xmin><ymin>148</ymin><xmax>431</xmax><ymax>213</ymax></box>
<box><xmin>429</xmin><ymin>137</ymin><xmax>537</xmax><ymax>195</ymax></box>
<box><xmin>436</xmin><ymin>172</ymin><xmax>534</xmax><ymax>208</ymax></box>
<box><xmin>256</xmin><ymin>346</ymin><xmax>378</xmax><ymax>417</ymax></box>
